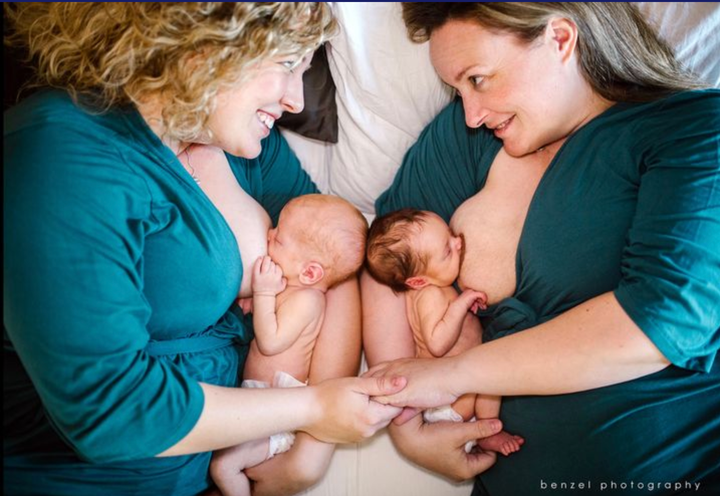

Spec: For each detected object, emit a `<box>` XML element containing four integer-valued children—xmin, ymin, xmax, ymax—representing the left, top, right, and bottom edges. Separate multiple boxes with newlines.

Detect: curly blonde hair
<box><xmin>4</xmin><ymin>2</ymin><xmax>337</xmax><ymax>142</ymax></box>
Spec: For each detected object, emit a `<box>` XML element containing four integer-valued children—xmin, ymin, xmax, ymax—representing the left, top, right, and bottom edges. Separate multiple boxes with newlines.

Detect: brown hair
<box><xmin>365</xmin><ymin>209</ymin><xmax>430</xmax><ymax>292</ymax></box>
<box><xmin>286</xmin><ymin>194</ymin><xmax>368</xmax><ymax>288</ymax></box>
<box><xmin>4</xmin><ymin>2</ymin><xmax>337</xmax><ymax>142</ymax></box>
<box><xmin>401</xmin><ymin>2</ymin><xmax>706</xmax><ymax>102</ymax></box>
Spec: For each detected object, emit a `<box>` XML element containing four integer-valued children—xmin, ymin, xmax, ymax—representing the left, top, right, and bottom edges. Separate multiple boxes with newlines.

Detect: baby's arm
<box><xmin>252</xmin><ymin>256</ymin><xmax>324</xmax><ymax>356</ymax></box>
<box><xmin>416</xmin><ymin>287</ymin><xmax>487</xmax><ymax>357</ymax></box>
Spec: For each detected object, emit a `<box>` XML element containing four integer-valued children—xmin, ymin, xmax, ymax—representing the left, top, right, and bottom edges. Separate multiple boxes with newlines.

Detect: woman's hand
<box><xmin>245</xmin><ymin>433</ymin><xmax>334</xmax><ymax>496</ymax></box>
<box><xmin>389</xmin><ymin>414</ymin><xmax>500</xmax><ymax>482</ymax></box>
<box><xmin>302</xmin><ymin>375</ymin><xmax>406</xmax><ymax>443</ymax></box>
<box><xmin>364</xmin><ymin>356</ymin><xmax>463</xmax><ymax>411</ymax></box>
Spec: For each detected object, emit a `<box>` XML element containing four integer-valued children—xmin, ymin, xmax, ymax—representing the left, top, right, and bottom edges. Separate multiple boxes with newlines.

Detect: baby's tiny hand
<box><xmin>252</xmin><ymin>256</ymin><xmax>287</xmax><ymax>296</ymax></box>
<box><xmin>458</xmin><ymin>289</ymin><xmax>488</xmax><ymax>313</ymax></box>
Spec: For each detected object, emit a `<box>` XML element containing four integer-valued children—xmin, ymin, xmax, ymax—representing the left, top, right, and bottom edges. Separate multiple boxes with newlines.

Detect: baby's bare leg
<box><xmin>450</xmin><ymin>393</ymin><xmax>477</xmax><ymax>421</ymax></box>
<box><xmin>474</xmin><ymin>395</ymin><xmax>524</xmax><ymax>456</ymax></box>
<box><xmin>210</xmin><ymin>438</ymin><xmax>270</xmax><ymax>496</ymax></box>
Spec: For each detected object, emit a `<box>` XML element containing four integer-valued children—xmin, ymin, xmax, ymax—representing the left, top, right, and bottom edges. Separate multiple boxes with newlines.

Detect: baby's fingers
<box><xmin>260</xmin><ymin>255</ymin><xmax>275</xmax><ymax>273</ymax></box>
<box><xmin>253</xmin><ymin>256</ymin><xmax>264</xmax><ymax>275</ymax></box>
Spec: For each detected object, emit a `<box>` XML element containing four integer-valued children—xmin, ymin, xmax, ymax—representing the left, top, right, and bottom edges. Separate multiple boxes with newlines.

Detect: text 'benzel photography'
<box><xmin>539</xmin><ymin>480</ymin><xmax>703</xmax><ymax>492</ymax></box>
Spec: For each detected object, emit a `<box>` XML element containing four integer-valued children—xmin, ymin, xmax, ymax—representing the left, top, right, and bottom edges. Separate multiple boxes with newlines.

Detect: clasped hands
<box><xmin>363</xmin><ymin>356</ymin><xmax>503</xmax><ymax>481</ymax></box>
<box><xmin>363</xmin><ymin>355</ymin><xmax>463</xmax><ymax>425</ymax></box>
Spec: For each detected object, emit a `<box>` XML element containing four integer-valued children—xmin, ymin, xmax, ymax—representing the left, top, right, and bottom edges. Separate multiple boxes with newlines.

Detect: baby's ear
<box><xmin>299</xmin><ymin>262</ymin><xmax>325</xmax><ymax>285</ymax></box>
<box><xmin>405</xmin><ymin>276</ymin><xmax>428</xmax><ymax>290</ymax></box>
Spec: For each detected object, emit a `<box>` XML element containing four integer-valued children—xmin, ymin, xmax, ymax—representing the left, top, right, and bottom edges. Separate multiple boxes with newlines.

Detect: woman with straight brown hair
<box><xmin>364</xmin><ymin>3</ymin><xmax>720</xmax><ymax>495</ymax></box>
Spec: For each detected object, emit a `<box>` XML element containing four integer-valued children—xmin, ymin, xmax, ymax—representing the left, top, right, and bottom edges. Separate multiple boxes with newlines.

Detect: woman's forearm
<box><xmin>368</xmin><ymin>292</ymin><xmax>672</xmax><ymax>410</ymax></box>
<box><xmin>158</xmin><ymin>383</ymin><xmax>320</xmax><ymax>456</ymax></box>
<box><xmin>161</xmin><ymin>277</ymin><xmax>394</xmax><ymax>457</ymax></box>
<box><xmin>455</xmin><ymin>291</ymin><xmax>671</xmax><ymax>396</ymax></box>
<box><xmin>361</xmin><ymin>271</ymin><xmax>415</xmax><ymax>367</ymax></box>
<box><xmin>311</xmin><ymin>276</ymin><xmax>362</xmax><ymax>380</ymax></box>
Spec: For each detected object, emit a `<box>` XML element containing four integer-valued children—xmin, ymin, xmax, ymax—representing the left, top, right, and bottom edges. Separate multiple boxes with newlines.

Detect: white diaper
<box><xmin>423</xmin><ymin>406</ymin><xmax>477</xmax><ymax>454</ymax></box>
<box><xmin>422</xmin><ymin>405</ymin><xmax>464</xmax><ymax>423</ymax></box>
<box><xmin>241</xmin><ymin>371</ymin><xmax>307</xmax><ymax>459</ymax></box>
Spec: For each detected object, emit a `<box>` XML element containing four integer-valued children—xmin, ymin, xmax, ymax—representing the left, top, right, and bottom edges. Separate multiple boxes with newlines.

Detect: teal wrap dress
<box><xmin>4</xmin><ymin>90</ymin><xmax>318</xmax><ymax>495</ymax></box>
<box><xmin>376</xmin><ymin>90</ymin><xmax>720</xmax><ymax>495</ymax></box>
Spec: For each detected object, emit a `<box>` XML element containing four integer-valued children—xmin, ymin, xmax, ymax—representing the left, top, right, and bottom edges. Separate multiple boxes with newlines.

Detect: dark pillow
<box><xmin>277</xmin><ymin>45</ymin><xmax>338</xmax><ymax>143</ymax></box>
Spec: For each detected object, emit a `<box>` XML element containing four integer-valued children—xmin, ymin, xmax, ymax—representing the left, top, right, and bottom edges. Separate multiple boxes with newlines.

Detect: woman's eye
<box><xmin>470</xmin><ymin>75</ymin><xmax>484</xmax><ymax>86</ymax></box>
<box><xmin>280</xmin><ymin>60</ymin><xmax>298</xmax><ymax>72</ymax></box>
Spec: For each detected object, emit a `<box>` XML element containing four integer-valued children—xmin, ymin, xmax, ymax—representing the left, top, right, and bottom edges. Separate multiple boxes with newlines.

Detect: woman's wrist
<box><xmin>297</xmin><ymin>384</ymin><xmax>324</xmax><ymax>435</ymax></box>
<box><xmin>449</xmin><ymin>351</ymin><xmax>478</xmax><ymax>398</ymax></box>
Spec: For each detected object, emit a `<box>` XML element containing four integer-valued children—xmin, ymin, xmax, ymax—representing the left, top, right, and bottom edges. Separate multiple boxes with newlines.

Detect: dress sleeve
<box><xmin>375</xmin><ymin>99</ymin><xmax>501</xmax><ymax>222</ymax></box>
<box><xmin>256</xmin><ymin>127</ymin><xmax>319</xmax><ymax>224</ymax></box>
<box><xmin>614</xmin><ymin>92</ymin><xmax>720</xmax><ymax>372</ymax></box>
<box><xmin>4</xmin><ymin>123</ymin><xmax>204</xmax><ymax>462</ymax></box>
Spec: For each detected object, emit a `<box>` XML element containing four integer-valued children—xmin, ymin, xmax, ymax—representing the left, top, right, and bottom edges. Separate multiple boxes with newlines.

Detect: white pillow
<box><xmin>637</xmin><ymin>2</ymin><xmax>720</xmax><ymax>88</ymax></box>
<box><xmin>325</xmin><ymin>2</ymin><xmax>453</xmax><ymax>216</ymax></box>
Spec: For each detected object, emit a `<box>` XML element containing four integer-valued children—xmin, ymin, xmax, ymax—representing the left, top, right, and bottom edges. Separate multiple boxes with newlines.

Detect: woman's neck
<box><xmin>135</xmin><ymin>94</ymin><xmax>189</xmax><ymax>156</ymax></box>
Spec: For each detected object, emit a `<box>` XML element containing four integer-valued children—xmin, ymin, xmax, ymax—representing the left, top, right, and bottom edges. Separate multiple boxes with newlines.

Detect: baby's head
<box><xmin>366</xmin><ymin>209</ymin><xmax>463</xmax><ymax>292</ymax></box>
<box><xmin>268</xmin><ymin>194</ymin><xmax>368</xmax><ymax>291</ymax></box>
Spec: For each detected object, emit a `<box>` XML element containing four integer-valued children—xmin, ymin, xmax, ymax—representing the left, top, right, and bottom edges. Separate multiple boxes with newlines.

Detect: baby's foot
<box><xmin>477</xmin><ymin>431</ymin><xmax>524</xmax><ymax>456</ymax></box>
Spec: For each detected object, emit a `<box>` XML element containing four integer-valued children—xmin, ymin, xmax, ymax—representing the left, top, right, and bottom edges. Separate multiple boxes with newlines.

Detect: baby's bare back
<box><xmin>243</xmin><ymin>287</ymin><xmax>324</xmax><ymax>384</ymax></box>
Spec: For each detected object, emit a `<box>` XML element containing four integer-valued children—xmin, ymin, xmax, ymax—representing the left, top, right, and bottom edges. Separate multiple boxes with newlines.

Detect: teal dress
<box><xmin>377</xmin><ymin>91</ymin><xmax>720</xmax><ymax>495</ymax></box>
<box><xmin>4</xmin><ymin>90</ymin><xmax>317</xmax><ymax>495</ymax></box>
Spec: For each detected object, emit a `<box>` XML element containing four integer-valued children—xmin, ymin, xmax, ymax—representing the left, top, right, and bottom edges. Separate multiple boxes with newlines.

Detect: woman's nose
<box><xmin>462</xmin><ymin>95</ymin><xmax>488</xmax><ymax>128</ymax></box>
<box><xmin>281</xmin><ymin>72</ymin><xmax>305</xmax><ymax>114</ymax></box>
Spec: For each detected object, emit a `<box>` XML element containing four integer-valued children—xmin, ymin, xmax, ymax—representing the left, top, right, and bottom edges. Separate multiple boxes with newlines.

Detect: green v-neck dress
<box><xmin>4</xmin><ymin>89</ymin><xmax>317</xmax><ymax>495</ymax></box>
<box><xmin>376</xmin><ymin>90</ymin><xmax>720</xmax><ymax>495</ymax></box>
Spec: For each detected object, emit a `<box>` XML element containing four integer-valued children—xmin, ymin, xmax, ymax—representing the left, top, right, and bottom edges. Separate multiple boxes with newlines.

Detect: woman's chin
<box><xmin>231</xmin><ymin>142</ymin><xmax>263</xmax><ymax>159</ymax></box>
<box><xmin>501</xmin><ymin>141</ymin><xmax>535</xmax><ymax>158</ymax></box>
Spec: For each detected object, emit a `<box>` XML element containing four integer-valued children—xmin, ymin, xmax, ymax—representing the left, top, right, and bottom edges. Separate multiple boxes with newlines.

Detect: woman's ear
<box><xmin>405</xmin><ymin>276</ymin><xmax>429</xmax><ymax>290</ymax></box>
<box><xmin>545</xmin><ymin>17</ymin><xmax>578</xmax><ymax>63</ymax></box>
<box><xmin>299</xmin><ymin>262</ymin><xmax>325</xmax><ymax>285</ymax></box>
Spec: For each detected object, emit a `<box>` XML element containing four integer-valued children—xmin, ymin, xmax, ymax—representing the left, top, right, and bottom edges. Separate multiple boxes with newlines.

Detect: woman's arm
<box><xmin>245</xmin><ymin>277</ymin><xmax>364</xmax><ymax>495</ymax></box>
<box><xmin>370</xmin><ymin>291</ymin><xmax>670</xmax><ymax>410</ymax></box>
<box><xmin>361</xmin><ymin>271</ymin><xmax>500</xmax><ymax>480</ymax></box>
<box><xmin>159</xmin><ymin>372</ymin><xmax>403</xmax><ymax>457</ymax></box>
<box><xmin>162</xmin><ymin>277</ymin><xmax>399</xmax><ymax>457</ymax></box>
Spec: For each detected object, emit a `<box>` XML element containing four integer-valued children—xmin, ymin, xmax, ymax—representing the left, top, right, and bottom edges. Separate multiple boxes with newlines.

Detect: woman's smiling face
<box><xmin>208</xmin><ymin>54</ymin><xmax>312</xmax><ymax>158</ymax></box>
<box><xmin>429</xmin><ymin>18</ymin><xmax>589</xmax><ymax>157</ymax></box>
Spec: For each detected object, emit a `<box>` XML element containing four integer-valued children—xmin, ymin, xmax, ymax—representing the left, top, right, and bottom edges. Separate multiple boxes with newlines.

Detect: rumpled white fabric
<box><xmin>422</xmin><ymin>405</ymin><xmax>477</xmax><ymax>454</ymax></box>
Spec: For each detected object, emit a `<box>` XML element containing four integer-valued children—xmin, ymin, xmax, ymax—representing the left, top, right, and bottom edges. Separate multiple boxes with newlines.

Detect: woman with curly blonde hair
<box><xmin>4</xmin><ymin>3</ymin><xmax>405</xmax><ymax>495</ymax></box>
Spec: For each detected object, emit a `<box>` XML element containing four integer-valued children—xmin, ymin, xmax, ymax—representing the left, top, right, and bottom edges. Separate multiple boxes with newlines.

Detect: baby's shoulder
<box><xmin>279</xmin><ymin>286</ymin><xmax>326</xmax><ymax>312</ymax></box>
<box><xmin>413</xmin><ymin>285</ymin><xmax>456</xmax><ymax>304</ymax></box>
